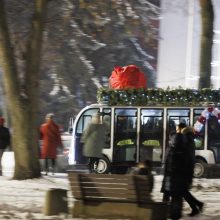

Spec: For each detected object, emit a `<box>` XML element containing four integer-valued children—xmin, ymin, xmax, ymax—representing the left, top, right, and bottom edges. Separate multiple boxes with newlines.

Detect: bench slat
<box><xmin>72</xmin><ymin>190</ymin><xmax>150</xmax><ymax>200</ymax></box>
<box><xmin>69</xmin><ymin>175</ymin><xmax>149</xmax><ymax>185</ymax></box>
<box><xmin>69</xmin><ymin>176</ymin><xmax>149</xmax><ymax>183</ymax></box>
<box><xmin>69</xmin><ymin>173</ymin><xmax>136</xmax><ymax>179</ymax></box>
<box><xmin>70</xmin><ymin>182</ymin><xmax>149</xmax><ymax>189</ymax></box>
<box><xmin>69</xmin><ymin>173</ymin><xmax>149</xmax><ymax>182</ymax></box>
<box><xmin>72</xmin><ymin>187</ymin><xmax>150</xmax><ymax>195</ymax></box>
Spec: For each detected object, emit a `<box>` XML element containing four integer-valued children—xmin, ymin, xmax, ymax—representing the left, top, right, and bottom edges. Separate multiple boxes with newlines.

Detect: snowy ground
<box><xmin>0</xmin><ymin>173</ymin><xmax>220</xmax><ymax>219</ymax></box>
<box><xmin>153</xmin><ymin>175</ymin><xmax>220</xmax><ymax>220</ymax></box>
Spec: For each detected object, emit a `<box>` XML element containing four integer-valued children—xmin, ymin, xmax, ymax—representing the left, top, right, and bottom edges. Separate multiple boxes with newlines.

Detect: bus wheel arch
<box><xmin>194</xmin><ymin>157</ymin><xmax>207</xmax><ymax>178</ymax></box>
<box><xmin>93</xmin><ymin>156</ymin><xmax>110</xmax><ymax>174</ymax></box>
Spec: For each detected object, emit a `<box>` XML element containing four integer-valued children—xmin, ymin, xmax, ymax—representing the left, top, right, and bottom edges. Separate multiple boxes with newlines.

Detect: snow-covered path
<box><xmin>0</xmin><ymin>174</ymin><xmax>220</xmax><ymax>219</ymax></box>
<box><xmin>153</xmin><ymin>175</ymin><xmax>220</xmax><ymax>219</ymax></box>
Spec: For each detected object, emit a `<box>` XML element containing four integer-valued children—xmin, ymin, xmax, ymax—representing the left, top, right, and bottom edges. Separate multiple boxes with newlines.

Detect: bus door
<box><xmin>166</xmin><ymin>108</ymin><xmax>190</xmax><ymax>152</ymax></box>
<box><xmin>193</xmin><ymin>109</ymin><xmax>205</xmax><ymax>151</ymax></box>
<box><xmin>140</xmin><ymin>108</ymin><xmax>164</xmax><ymax>165</ymax></box>
<box><xmin>101</xmin><ymin>108</ymin><xmax>112</xmax><ymax>158</ymax></box>
<box><xmin>113</xmin><ymin>108</ymin><xmax>137</xmax><ymax>164</ymax></box>
<box><xmin>207</xmin><ymin>115</ymin><xmax>220</xmax><ymax>163</ymax></box>
<box><xmin>74</xmin><ymin>108</ymin><xmax>100</xmax><ymax>164</ymax></box>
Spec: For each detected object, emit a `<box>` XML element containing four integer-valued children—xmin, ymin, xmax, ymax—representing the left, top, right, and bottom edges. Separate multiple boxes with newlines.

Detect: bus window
<box><xmin>103</xmin><ymin>108</ymin><xmax>111</xmax><ymax>149</ymax></box>
<box><xmin>113</xmin><ymin>108</ymin><xmax>137</xmax><ymax>162</ymax></box>
<box><xmin>167</xmin><ymin>109</ymin><xmax>190</xmax><ymax>152</ymax></box>
<box><xmin>140</xmin><ymin>109</ymin><xmax>163</xmax><ymax>163</ymax></box>
<box><xmin>76</xmin><ymin>108</ymin><xmax>99</xmax><ymax>134</ymax></box>
<box><xmin>103</xmin><ymin>108</ymin><xmax>111</xmax><ymax>128</ymax></box>
<box><xmin>193</xmin><ymin>109</ymin><xmax>205</xmax><ymax>150</ymax></box>
<box><xmin>208</xmin><ymin>116</ymin><xmax>220</xmax><ymax>162</ymax></box>
<box><xmin>167</xmin><ymin>109</ymin><xmax>190</xmax><ymax>133</ymax></box>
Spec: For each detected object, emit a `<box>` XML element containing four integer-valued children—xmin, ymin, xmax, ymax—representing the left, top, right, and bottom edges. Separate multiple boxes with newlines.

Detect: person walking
<box><xmin>161</xmin><ymin>129</ymin><xmax>176</xmax><ymax>202</ymax></box>
<box><xmin>181</xmin><ymin>126</ymin><xmax>204</xmax><ymax>217</ymax></box>
<box><xmin>81</xmin><ymin>113</ymin><xmax>108</xmax><ymax>173</ymax></box>
<box><xmin>0</xmin><ymin>117</ymin><xmax>11</xmax><ymax>176</ymax></box>
<box><xmin>40</xmin><ymin>113</ymin><xmax>63</xmax><ymax>175</ymax></box>
<box><xmin>168</xmin><ymin>122</ymin><xmax>188</xmax><ymax>219</ymax></box>
<box><xmin>162</xmin><ymin>123</ymin><xmax>204</xmax><ymax>219</ymax></box>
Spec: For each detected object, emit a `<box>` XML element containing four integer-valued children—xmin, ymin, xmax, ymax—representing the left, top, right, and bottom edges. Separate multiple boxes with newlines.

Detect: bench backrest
<box><xmin>68</xmin><ymin>172</ymin><xmax>152</xmax><ymax>203</ymax></box>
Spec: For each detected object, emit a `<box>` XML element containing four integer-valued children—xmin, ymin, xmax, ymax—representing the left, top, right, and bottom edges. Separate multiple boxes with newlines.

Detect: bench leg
<box><xmin>43</xmin><ymin>188</ymin><xmax>68</xmax><ymax>215</ymax></box>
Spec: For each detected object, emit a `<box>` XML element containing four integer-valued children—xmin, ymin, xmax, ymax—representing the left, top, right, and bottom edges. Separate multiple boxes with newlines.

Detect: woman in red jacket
<box><xmin>40</xmin><ymin>113</ymin><xmax>63</xmax><ymax>175</ymax></box>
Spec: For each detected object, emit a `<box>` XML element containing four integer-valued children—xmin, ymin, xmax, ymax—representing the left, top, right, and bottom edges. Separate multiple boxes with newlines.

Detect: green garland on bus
<box><xmin>97</xmin><ymin>87</ymin><xmax>220</xmax><ymax>106</ymax></box>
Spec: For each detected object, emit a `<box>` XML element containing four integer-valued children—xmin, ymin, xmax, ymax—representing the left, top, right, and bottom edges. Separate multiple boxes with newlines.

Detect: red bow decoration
<box><xmin>109</xmin><ymin>65</ymin><xmax>147</xmax><ymax>89</ymax></box>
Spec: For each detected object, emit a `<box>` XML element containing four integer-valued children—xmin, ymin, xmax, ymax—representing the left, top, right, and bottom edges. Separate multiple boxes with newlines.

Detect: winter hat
<box><xmin>181</xmin><ymin>126</ymin><xmax>195</xmax><ymax>135</ymax></box>
<box><xmin>91</xmin><ymin>113</ymin><xmax>101</xmax><ymax>124</ymax></box>
<box><xmin>178</xmin><ymin>122</ymin><xmax>187</xmax><ymax>129</ymax></box>
<box><xmin>0</xmin><ymin>117</ymin><xmax>5</xmax><ymax>126</ymax></box>
<box><xmin>45</xmin><ymin>113</ymin><xmax>54</xmax><ymax>120</ymax></box>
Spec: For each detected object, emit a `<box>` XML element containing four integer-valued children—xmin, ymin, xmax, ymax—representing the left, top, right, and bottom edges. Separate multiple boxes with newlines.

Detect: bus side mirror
<box><xmin>68</xmin><ymin>117</ymin><xmax>74</xmax><ymax>134</ymax></box>
<box><xmin>69</xmin><ymin>128</ymin><xmax>73</xmax><ymax>134</ymax></box>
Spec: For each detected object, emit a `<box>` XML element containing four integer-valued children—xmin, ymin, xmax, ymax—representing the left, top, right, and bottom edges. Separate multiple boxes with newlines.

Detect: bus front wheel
<box><xmin>93</xmin><ymin>157</ymin><xmax>110</xmax><ymax>174</ymax></box>
<box><xmin>194</xmin><ymin>159</ymin><xmax>206</xmax><ymax>178</ymax></box>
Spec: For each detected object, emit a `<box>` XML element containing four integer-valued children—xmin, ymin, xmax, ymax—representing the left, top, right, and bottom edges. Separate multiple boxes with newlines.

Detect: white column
<box><xmin>185</xmin><ymin>0</ymin><xmax>195</xmax><ymax>88</ymax></box>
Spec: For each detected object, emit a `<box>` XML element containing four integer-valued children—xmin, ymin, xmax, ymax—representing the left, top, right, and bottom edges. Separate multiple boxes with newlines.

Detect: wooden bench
<box><xmin>68</xmin><ymin>172</ymin><xmax>169</xmax><ymax>220</ymax></box>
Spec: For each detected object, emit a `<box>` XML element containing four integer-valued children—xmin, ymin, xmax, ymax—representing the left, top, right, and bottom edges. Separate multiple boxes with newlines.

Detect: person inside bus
<box><xmin>81</xmin><ymin>113</ymin><xmax>108</xmax><ymax>173</ymax></box>
<box><xmin>207</xmin><ymin>116</ymin><xmax>220</xmax><ymax>162</ymax></box>
<box><xmin>116</xmin><ymin>116</ymin><xmax>127</xmax><ymax>132</ymax></box>
<box><xmin>161</xmin><ymin>123</ymin><xmax>204</xmax><ymax>219</ymax></box>
<box><xmin>208</xmin><ymin>116</ymin><xmax>220</xmax><ymax>142</ymax></box>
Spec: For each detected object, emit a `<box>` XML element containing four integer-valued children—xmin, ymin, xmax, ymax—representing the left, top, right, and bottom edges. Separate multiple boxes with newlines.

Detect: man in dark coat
<box><xmin>165</xmin><ymin>123</ymin><xmax>187</xmax><ymax>219</ymax></box>
<box><xmin>181</xmin><ymin>126</ymin><xmax>204</xmax><ymax>217</ymax></box>
<box><xmin>163</xmin><ymin>123</ymin><xmax>203</xmax><ymax>219</ymax></box>
<box><xmin>0</xmin><ymin>117</ymin><xmax>11</xmax><ymax>175</ymax></box>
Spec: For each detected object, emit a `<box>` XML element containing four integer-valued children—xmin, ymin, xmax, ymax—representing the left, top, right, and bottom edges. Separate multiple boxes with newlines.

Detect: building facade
<box><xmin>157</xmin><ymin>0</ymin><xmax>220</xmax><ymax>89</ymax></box>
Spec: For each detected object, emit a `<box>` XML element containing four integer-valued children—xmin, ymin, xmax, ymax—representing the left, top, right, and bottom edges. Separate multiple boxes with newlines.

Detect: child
<box><xmin>130</xmin><ymin>160</ymin><xmax>154</xmax><ymax>192</ymax></box>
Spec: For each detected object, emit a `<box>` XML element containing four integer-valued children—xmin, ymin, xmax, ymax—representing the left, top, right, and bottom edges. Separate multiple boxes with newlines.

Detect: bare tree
<box><xmin>0</xmin><ymin>0</ymin><xmax>48</xmax><ymax>179</ymax></box>
<box><xmin>199</xmin><ymin>0</ymin><xmax>214</xmax><ymax>89</ymax></box>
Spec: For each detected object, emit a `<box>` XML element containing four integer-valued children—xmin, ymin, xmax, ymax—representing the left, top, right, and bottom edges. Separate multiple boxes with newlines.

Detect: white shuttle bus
<box><xmin>68</xmin><ymin>103</ymin><xmax>220</xmax><ymax>177</ymax></box>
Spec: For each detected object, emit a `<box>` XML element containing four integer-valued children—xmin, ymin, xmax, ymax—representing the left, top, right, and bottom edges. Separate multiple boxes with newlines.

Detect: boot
<box><xmin>197</xmin><ymin>202</ymin><xmax>204</xmax><ymax>212</ymax></box>
<box><xmin>188</xmin><ymin>208</ymin><xmax>199</xmax><ymax>217</ymax></box>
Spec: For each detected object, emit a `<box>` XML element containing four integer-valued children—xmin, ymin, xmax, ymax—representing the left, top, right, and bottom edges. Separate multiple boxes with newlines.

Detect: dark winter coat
<box><xmin>181</xmin><ymin>126</ymin><xmax>196</xmax><ymax>181</ymax></box>
<box><xmin>0</xmin><ymin>125</ymin><xmax>11</xmax><ymax>150</ymax></box>
<box><xmin>161</xmin><ymin>132</ymin><xmax>176</xmax><ymax>195</ymax></box>
<box><xmin>162</xmin><ymin>127</ymin><xmax>195</xmax><ymax>196</ymax></box>
<box><xmin>130</xmin><ymin>164</ymin><xmax>154</xmax><ymax>192</ymax></box>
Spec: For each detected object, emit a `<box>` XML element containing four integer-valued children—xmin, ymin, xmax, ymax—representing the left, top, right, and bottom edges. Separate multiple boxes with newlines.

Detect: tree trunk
<box><xmin>199</xmin><ymin>0</ymin><xmax>214</xmax><ymax>89</ymax></box>
<box><xmin>0</xmin><ymin>0</ymin><xmax>48</xmax><ymax>179</ymax></box>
